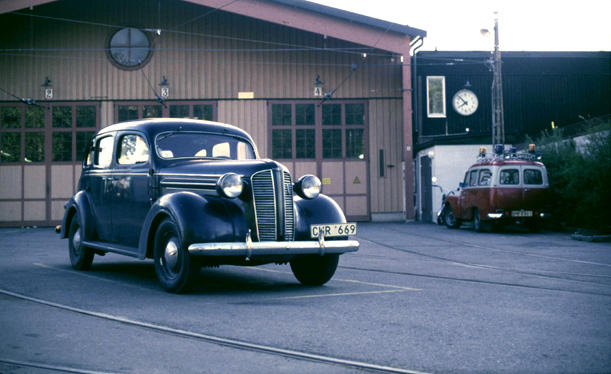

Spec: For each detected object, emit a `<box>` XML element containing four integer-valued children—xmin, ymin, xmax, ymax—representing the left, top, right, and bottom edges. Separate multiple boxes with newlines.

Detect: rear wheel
<box><xmin>444</xmin><ymin>208</ymin><xmax>462</xmax><ymax>229</ymax></box>
<box><xmin>473</xmin><ymin>209</ymin><xmax>485</xmax><ymax>232</ymax></box>
<box><xmin>68</xmin><ymin>212</ymin><xmax>94</xmax><ymax>270</ymax></box>
<box><xmin>291</xmin><ymin>254</ymin><xmax>339</xmax><ymax>286</ymax></box>
<box><xmin>154</xmin><ymin>218</ymin><xmax>199</xmax><ymax>293</ymax></box>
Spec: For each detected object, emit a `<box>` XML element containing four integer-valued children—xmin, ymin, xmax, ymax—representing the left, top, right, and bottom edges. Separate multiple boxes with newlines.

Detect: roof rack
<box><xmin>476</xmin><ymin>144</ymin><xmax>543</xmax><ymax>163</ymax></box>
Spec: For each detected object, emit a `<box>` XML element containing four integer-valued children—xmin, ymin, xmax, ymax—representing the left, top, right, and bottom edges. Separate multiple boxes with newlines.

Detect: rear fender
<box><xmin>138</xmin><ymin>191</ymin><xmax>248</xmax><ymax>260</ymax></box>
<box><xmin>294</xmin><ymin>194</ymin><xmax>347</xmax><ymax>241</ymax></box>
<box><xmin>61</xmin><ymin>191</ymin><xmax>95</xmax><ymax>241</ymax></box>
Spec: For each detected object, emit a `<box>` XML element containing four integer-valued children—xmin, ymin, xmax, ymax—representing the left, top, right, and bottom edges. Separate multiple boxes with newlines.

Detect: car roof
<box><xmin>470</xmin><ymin>160</ymin><xmax>545</xmax><ymax>168</ymax></box>
<box><xmin>97</xmin><ymin>118</ymin><xmax>255</xmax><ymax>143</ymax></box>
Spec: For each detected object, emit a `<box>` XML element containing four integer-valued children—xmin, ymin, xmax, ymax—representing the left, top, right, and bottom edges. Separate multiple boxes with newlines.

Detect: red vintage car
<box><xmin>442</xmin><ymin>145</ymin><xmax>551</xmax><ymax>232</ymax></box>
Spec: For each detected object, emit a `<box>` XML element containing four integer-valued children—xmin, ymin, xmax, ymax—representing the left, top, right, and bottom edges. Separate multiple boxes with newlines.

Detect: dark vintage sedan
<box><xmin>59</xmin><ymin>118</ymin><xmax>359</xmax><ymax>293</ymax></box>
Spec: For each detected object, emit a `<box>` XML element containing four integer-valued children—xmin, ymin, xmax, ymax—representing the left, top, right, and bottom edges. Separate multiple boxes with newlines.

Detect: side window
<box><xmin>84</xmin><ymin>139</ymin><xmax>95</xmax><ymax>167</ymax></box>
<box><xmin>478</xmin><ymin>169</ymin><xmax>491</xmax><ymax>186</ymax></box>
<box><xmin>524</xmin><ymin>169</ymin><xmax>543</xmax><ymax>185</ymax></box>
<box><xmin>95</xmin><ymin>136</ymin><xmax>114</xmax><ymax>168</ymax></box>
<box><xmin>469</xmin><ymin>170</ymin><xmax>478</xmax><ymax>186</ymax></box>
<box><xmin>500</xmin><ymin>169</ymin><xmax>520</xmax><ymax>185</ymax></box>
<box><xmin>117</xmin><ymin>134</ymin><xmax>149</xmax><ymax>165</ymax></box>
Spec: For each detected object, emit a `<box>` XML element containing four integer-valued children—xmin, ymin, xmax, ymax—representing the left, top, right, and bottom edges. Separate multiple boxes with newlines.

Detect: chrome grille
<box><xmin>251</xmin><ymin>169</ymin><xmax>295</xmax><ymax>242</ymax></box>
<box><xmin>283</xmin><ymin>171</ymin><xmax>295</xmax><ymax>240</ymax></box>
<box><xmin>252</xmin><ymin>170</ymin><xmax>276</xmax><ymax>241</ymax></box>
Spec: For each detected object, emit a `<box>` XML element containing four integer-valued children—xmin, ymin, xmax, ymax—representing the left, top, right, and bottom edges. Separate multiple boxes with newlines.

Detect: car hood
<box><xmin>156</xmin><ymin>158</ymin><xmax>288</xmax><ymax>179</ymax></box>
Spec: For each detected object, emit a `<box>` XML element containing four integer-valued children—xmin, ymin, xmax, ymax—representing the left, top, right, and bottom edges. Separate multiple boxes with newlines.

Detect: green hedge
<box><xmin>526</xmin><ymin>118</ymin><xmax>611</xmax><ymax>233</ymax></box>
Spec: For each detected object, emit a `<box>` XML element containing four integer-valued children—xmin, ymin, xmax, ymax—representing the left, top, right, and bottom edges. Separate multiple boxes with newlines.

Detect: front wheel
<box><xmin>290</xmin><ymin>254</ymin><xmax>339</xmax><ymax>286</ymax></box>
<box><xmin>444</xmin><ymin>207</ymin><xmax>462</xmax><ymax>229</ymax></box>
<box><xmin>154</xmin><ymin>218</ymin><xmax>199</xmax><ymax>293</ymax></box>
<box><xmin>68</xmin><ymin>212</ymin><xmax>94</xmax><ymax>270</ymax></box>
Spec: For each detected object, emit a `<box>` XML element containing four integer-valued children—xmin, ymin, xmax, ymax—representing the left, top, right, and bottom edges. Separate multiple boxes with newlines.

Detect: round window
<box><xmin>108</xmin><ymin>27</ymin><xmax>152</xmax><ymax>69</ymax></box>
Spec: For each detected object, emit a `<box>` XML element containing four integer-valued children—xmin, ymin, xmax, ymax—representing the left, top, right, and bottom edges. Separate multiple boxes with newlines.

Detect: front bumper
<box><xmin>188</xmin><ymin>233</ymin><xmax>359</xmax><ymax>258</ymax></box>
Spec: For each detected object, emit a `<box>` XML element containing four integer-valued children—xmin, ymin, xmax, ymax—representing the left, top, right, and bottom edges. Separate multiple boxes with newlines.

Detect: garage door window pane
<box><xmin>322</xmin><ymin>104</ymin><xmax>341</xmax><ymax>125</ymax></box>
<box><xmin>322</xmin><ymin>129</ymin><xmax>342</xmax><ymax>158</ymax></box>
<box><xmin>193</xmin><ymin>105</ymin><xmax>213</xmax><ymax>120</ymax></box>
<box><xmin>272</xmin><ymin>129</ymin><xmax>292</xmax><ymax>158</ymax></box>
<box><xmin>1</xmin><ymin>107</ymin><xmax>21</xmax><ymax>129</ymax></box>
<box><xmin>25</xmin><ymin>107</ymin><xmax>44</xmax><ymax>129</ymax></box>
<box><xmin>272</xmin><ymin>104</ymin><xmax>292</xmax><ymax>126</ymax></box>
<box><xmin>118</xmin><ymin>105</ymin><xmax>139</xmax><ymax>122</ymax></box>
<box><xmin>345</xmin><ymin>104</ymin><xmax>364</xmax><ymax>125</ymax></box>
<box><xmin>143</xmin><ymin>105</ymin><xmax>162</xmax><ymax>118</ymax></box>
<box><xmin>346</xmin><ymin>129</ymin><xmax>364</xmax><ymax>159</ymax></box>
<box><xmin>296</xmin><ymin>129</ymin><xmax>315</xmax><ymax>158</ymax></box>
<box><xmin>53</xmin><ymin>106</ymin><xmax>72</xmax><ymax>128</ymax></box>
<box><xmin>0</xmin><ymin>133</ymin><xmax>21</xmax><ymax>162</ymax></box>
<box><xmin>52</xmin><ymin>132</ymin><xmax>72</xmax><ymax>161</ymax></box>
<box><xmin>295</xmin><ymin>104</ymin><xmax>314</xmax><ymax>125</ymax></box>
<box><xmin>170</xmin><ymin>105</ymin><xmax>189</xmax><ymax>118</ymax></box>
<box><xmin>77</xmin><ymin>132</ymin><xmax>96</xmax><ymax>162</ymax></box>
<box><xmin>76</xmin><ymin>106</ymin><xmax>96</xmax><ymax>128</ymax></box>
<box><xmin>25</xmin><ymin>132</ymin><xmax>45</xmax><ymax>162</ymax></box>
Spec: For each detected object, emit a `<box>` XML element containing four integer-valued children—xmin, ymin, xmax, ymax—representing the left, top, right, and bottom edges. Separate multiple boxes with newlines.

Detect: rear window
<box><xmin>524</xmin><ymin>169</ymin><xmax>543</xmax><ymax>185</ymax></box>
<box><xmin>500</xmin><ymin>169</ymin><xmax>519</xmax><ymax>185</ymax></box>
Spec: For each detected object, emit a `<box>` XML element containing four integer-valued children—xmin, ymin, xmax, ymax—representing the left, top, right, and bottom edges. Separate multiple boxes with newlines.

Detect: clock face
<box><xmin>452</xmin><ymin>89</ymin><xmax>479</xmax><ymax>116</ymax></box>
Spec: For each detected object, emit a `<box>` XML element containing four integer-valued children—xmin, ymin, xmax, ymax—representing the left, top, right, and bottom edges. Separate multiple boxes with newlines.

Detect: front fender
<box><xmin>445</xmin><ymin>195</ymin><xmax>462</xmax><ymax>219</ymax></box>
<box><xmin>138</xmin><ymin>191</ymin><xmax>247</xmax><ymax>259</ymax></box>
<box><xmin>60</xmin><ymin>191</ymin><xmax>95</xmax><ymax>241</ymax></box>
<box><xmin>294</xmin><ymin>194</ymin><xmax>347</xmax><ymax>241</ymax></box>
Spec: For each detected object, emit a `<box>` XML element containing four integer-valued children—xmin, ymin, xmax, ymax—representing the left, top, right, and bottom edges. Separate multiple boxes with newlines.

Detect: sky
<box><xmin>307</xmin><ymin>0</ymin><xmax>611</xmax><ymax>52</ymax></box>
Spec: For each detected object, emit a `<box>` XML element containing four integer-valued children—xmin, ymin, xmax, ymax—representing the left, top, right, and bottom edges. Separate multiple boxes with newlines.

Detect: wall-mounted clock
<box><xmin>452</xmin><ymin>89</ymin><xmax>479</xmax><ymax>116</ymax></box>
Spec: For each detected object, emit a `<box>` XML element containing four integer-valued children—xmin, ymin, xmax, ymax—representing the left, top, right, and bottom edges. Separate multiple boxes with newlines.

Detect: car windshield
<box><xmin>155</xmin><ymin>131</ymin><xmax>256</xmax><ymax>160</ymax></box>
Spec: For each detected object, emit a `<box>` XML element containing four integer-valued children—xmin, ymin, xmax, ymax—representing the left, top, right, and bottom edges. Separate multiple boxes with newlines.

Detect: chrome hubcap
<box><xmin>164</xmin><ymin>238</ymin><xmax>179</xmax><ymax>269</ymax></box>
<box><xmin>73</xmin><ymin>228</ymin><xmax>82</xmax><ymax>255</ymax></box>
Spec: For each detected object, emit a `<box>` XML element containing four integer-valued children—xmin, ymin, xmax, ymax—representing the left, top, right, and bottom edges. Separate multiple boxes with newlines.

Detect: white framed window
<box><xmin>426</xmin><ymin>76</ymin><xmax>446</xmax><ymax>118</ymax></box>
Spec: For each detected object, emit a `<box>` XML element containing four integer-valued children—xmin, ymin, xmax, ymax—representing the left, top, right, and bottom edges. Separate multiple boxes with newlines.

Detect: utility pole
<box><xmin>491</xmin><ymin>14</ymin><xmax>505</xmax><ymax>146</ymax></box>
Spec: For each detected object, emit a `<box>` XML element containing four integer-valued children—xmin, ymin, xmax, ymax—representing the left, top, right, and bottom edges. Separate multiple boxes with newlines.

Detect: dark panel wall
<box><xmin>415</xmin><ymin>51</ymin><xmax>611</xmax><ymax>143</ymax></box>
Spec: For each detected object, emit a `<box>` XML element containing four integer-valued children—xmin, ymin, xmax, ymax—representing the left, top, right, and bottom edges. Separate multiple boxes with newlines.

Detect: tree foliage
<box><xmin>526</xmin><ymin>118</ymin><xmax>611</xmax><ymax>233</ymax></box>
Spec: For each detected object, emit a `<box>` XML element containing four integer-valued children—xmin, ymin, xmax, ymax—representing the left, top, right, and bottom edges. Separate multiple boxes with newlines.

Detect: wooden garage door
<box><xmin>0</xmin><ymin>103</ymin><xmax>99</xmax><ymax>227</ymax></box>
<box><xmin>268</xmin><ymin>101</ymin><xmax>369</xmax><ymax>221</ymax></box>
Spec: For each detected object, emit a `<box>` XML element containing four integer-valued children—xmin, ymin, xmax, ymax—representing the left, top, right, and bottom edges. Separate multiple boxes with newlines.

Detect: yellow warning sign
<box><xmin>353</xmin><ymin>177</ymin><xmax>361</xmax><ymax>184</ymax></box>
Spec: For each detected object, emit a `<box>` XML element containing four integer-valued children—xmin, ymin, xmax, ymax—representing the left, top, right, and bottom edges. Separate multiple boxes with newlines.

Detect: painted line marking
<box><xmin>277</xmin><ymin>289</ymin><xmax>407</xmax><ymax>300</ymax></box>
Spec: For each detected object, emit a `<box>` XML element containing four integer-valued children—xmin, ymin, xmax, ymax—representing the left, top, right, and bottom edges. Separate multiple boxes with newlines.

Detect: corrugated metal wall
<box><xmin>0</xmin><ymin>0</ymin><xmax>404</xmax><ymax>102</ymax></box>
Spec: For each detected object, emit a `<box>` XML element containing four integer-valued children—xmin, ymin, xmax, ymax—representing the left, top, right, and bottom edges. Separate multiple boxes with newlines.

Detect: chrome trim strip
<box><xmin>188</xmin><ymin>240</ymin><xmax>359</xmax><ymax>257</ymax></box>
<box><xmin>160</xmin><ymin>181</ymin><xmax>216</xmax><ymax>188</ymax></box>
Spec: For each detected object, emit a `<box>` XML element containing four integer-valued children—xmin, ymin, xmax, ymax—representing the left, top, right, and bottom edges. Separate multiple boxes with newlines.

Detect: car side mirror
<box><xmin>458</xmin><ymin>182</ymin><xmax>465</xmax><ymax>189</ymax></box>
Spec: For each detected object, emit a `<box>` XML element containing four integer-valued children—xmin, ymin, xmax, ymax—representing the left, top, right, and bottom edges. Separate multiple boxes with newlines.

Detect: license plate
<box><xmin>310</xmin><ymin>223</ymin><xmax>357</xmax><ymax>238</ymax></box>
<box><xmin>511</xmin><ymin>210</ymin><xmax>532</xmax><ymax>217</ymax></box>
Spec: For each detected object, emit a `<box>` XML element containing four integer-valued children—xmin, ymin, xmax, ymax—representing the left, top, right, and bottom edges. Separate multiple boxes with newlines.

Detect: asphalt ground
<box><xmin>1</xmin><ymin>223</ymin><xmax>610</xmax><ymax>374</ymax></box>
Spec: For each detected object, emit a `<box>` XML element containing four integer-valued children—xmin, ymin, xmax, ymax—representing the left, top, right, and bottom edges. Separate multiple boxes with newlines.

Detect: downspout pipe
<box><xmin>410</xmin><ymin>36</ymin><xmax>424</xmax><ymax>145</ymax></box>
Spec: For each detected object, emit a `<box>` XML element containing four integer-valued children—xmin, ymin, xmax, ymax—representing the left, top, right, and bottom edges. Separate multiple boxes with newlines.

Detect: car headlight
<box><xmin>216</xmin><ymin>173</ymin><xmax>243</xmax><ymax>198</ymax></box>
<box><xmin>294</xmin><ymin>175</ymin><xmax>321</xmax><ymax>199</ymax></box>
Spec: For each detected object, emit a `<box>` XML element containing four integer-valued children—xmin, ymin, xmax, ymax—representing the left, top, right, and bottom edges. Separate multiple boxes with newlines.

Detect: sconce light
<box><xmin>427</xmin><ymin>150</ymin><xmax>435</xmax><ymax>159</ymax></box>
<box><xmin>314</xmin><ymin>75</ymin><xmax>323</xmax><ymax>97</ymax></box>
<box><xmin>41</xmin><ymin>77</ymin><xmax>52</xmax><ymax>87</ymax></box>
<box><xmin>158</xmin><ymin>76</ymin><xmax>170</xmax><ymax>98</ymax></box>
